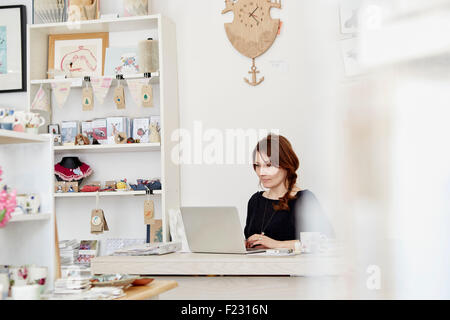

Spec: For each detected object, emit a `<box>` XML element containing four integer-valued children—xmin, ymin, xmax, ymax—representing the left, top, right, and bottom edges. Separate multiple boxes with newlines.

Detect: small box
<box><xmin>55</xmin><ymin>181</ymin><xmax>65</xmax><ymax>193</ymax></box>
<box><xmin>104</xmin><ymin>181</ymin><xmax>116</xmax><ymax>190</ymax></box>
<box><xmin>65</xmin><ymin>182</ymin><xmax>79</xmax><ymax>193</ymax></box>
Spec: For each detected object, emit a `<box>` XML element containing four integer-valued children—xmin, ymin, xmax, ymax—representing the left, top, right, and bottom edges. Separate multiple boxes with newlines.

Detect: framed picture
<box><xmin>48</xmin><ymin>32</ymin><xmax>109</xmax><ymax>79</ymax></box>
<box><xmin>0</xmin><ymin>5</ymin><xmax>26</xmax><ymax>93</ymax></box>
<box><xmin>48</xmin><ymin>124</ymin><xmax>60</xmax><ymax>135</ymax></box>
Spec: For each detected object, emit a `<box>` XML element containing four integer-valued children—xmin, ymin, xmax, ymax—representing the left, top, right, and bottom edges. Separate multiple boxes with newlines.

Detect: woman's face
<box><xmin>254</xmin><ymin>152</ymin><xmax>287</xmax><ymax>189</ymax></box>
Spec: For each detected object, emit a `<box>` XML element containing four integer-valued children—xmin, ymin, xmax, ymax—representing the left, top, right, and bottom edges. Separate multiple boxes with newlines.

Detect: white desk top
<box><xmin>91</xmin><ymin>252</ymin><xmax>345</xmax><ymax>276</ymax></box>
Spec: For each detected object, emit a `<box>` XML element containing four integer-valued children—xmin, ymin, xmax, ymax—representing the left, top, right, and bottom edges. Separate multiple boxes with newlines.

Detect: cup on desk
<box><xmin>300</xmin><ymin>232</ymin><xmax>327</xmax><ymax>253</ymax></box>
<box><xmin>9</xmin><ymin>266</ymin><xmax>29</xmax><ymax>286</ymax></box>
<box><xmin>28</xmin><ymin>266</ymin><xmax>47</xmax><ymax>294</ymax></box>
<box><xmin>11</xmin><ymin>284</ymin><xmax>40</xmax><ymax>300</ymax></box>
<box><xmin>0</xmin><ymin>274</ymin><xmax>9</xmax><ymax>299</ymax></box>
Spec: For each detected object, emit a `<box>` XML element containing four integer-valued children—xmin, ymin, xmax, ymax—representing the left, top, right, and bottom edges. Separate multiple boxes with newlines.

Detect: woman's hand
<box><xmin>247</xmin><ymin>234</ymin><xmax>282</xmax><ymax>249</ymax></box>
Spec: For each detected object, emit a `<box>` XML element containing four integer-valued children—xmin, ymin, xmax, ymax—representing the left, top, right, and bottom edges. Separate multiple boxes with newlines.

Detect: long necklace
<box><xmin>260</xmin><ymin>198</ymin><xmax>277</xmax><ymax>235</ymax></box>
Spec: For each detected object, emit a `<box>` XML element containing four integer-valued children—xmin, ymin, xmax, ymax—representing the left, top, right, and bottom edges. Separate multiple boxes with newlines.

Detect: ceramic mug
<box><xmin>11</xmin><ymin>284</ymin><xmax>40</xmax><ymax>300</ymax></box>
<box><xmin>0</xmin><ymin>110</ymin><xmax>16</xmax><ymax>130</ymax></box>
<box><xmin>26</xmin><ymin>194</ymin><xmax>41</xmax><ymax>214</ymax></box>
<box><xmin>0</xmin><ymin>274</ymin><xmax>9</xmax><ymax>300</ymax></box>
<box><xmin>15</xmin><ymin>194</ymin><xmax>28</xmax><ymax>215</ymax></box>
<box><xmin>28</xmin><ymin>266</ymin><xmax>47</xmax><ymax>294</ymax></box>
<box><xmin>9</xmin><ymin>266</ymin><xmax>29</xmax><ymax>286</ymax></box>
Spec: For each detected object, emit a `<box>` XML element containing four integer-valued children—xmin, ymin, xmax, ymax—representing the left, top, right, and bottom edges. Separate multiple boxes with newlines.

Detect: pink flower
<box><xmin>0</xmin><ymin>167</ymin><xmax>16</xmax><ymax>228</ymax></box>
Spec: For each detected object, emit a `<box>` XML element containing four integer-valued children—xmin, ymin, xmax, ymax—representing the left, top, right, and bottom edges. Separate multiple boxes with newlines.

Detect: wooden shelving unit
<box><xmin>54</xmin><ymin>190</ymin><xmax>162</xmax><ymax>198</ymax></box>
<box><xmin>54</xmin><ymin>143</ymin><xmax>161</xmax><ymax>154</ymax></box>
<box><xmin>0</xmin><ymin>132</ymin><xmax>55</xmax><ymax>287</ymax></box>
<box><xmin>9</xmin><ymin>213</ymin><xmax>52</xmax><ymax>222</ymax></box>
<box><xmin>24</xmin><ymin>14</ymin><xmax>180</xmax><ymax>279</ymax></box>
<box><xmin>0</xmin><ymin>129</ymin><xmax>49</xmax><ymax>145</ymax></box>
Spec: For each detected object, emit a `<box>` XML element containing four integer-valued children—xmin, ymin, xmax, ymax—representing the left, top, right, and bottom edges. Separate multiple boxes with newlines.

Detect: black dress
<box><xmin>244</xmin><ymin>190</ymin><xmax>335</xmax><ymax>241</ymax></box>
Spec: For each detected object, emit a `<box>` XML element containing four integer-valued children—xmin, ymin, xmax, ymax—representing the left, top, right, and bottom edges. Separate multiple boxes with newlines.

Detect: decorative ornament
<box><xmin>91</xmin><ymin>77</ymin><xmax>113</xmax><ymax>105</ymax></box>
<box><xmin>51</xmin><ymin>81</ymin><xmax>72</xmax><ymax>108</ymax></box>
<box><xmin>126</xmin><ymin>78</ymin><xmax>150</xmax><ymax>107</ymax></box>
<box><xmin>114</xmin><ymin>82</ymin><xmax>126</xmax><ymax>110</ymax></box>
<box><xmin>141</xmin><ymin>84</ymin><xmax>153</xmax><ymax>108</ymax></box>
<box><xmin>75</xmin><ymin>134</ymin><xmax>90</xmax><ymax>146</ymax></box>
<box><xmin>222</xmin><ymin>0</ymin><xmax>282</xmax><ymax>86</ymax></box>
<box><xmin>114</xmin><ymin>132</ymin><xmax>127</xmax><ymax>144</ymax></box>
<box><xmin>82</xmin><ymin>79</ymin><xmax>94</xmax><ymax>111</ymax></box>
<box><xmin>31</xmin><ymin>84</ymin><xmax>51</xmax><ymax>112</ymax></box>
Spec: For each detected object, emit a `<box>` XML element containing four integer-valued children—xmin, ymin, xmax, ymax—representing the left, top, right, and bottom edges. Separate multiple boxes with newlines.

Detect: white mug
<box><xmin>0</xmin><ymin>274</ymin><xmax>9</xmax><ymax>300</ymax></box>
<box><xmin>28</xmin><ymin>266</ymin><xmax>47</xmax><ymax>294</ymax></box>
<box><xmin>9</xmin><ymin>266</ymin><xmax>29</xmax><ymax>286</ymax></box>
<box><xmin>26</xmin><ymin>194</ymin><xmax>41</xmax><ymax>214</ymax></box>
<box><xmin>12</xmin><ymin>284</ymin><xmax>40</xmax><ymax>300</ymax></box>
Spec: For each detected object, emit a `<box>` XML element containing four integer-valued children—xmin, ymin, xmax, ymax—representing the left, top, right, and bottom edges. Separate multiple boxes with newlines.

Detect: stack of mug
<box><xmin>0</xmin><ymin>108</ymin><xmax>46</xmax><ymax>134</ymax></box>
<box><xmin>0</xmin><ymin>265</ymin><xmax>48</xmax><ymax>300</ymax></box>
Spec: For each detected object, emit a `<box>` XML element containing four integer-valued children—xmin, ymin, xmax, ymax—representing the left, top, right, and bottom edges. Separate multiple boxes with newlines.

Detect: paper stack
<box><xmin>59</xmin><ymin>240</ymin><xmax>79</xmax><ymax>266</ymax></box>
<box><xmin>54</xmin><ymin>278</ymin><xmax>91</xmax><ymax>295</ymax></box>
<box><xmin>113</xmin><ymin>242</ymin><xmax>181</xmax><ymax>256</ymax></box>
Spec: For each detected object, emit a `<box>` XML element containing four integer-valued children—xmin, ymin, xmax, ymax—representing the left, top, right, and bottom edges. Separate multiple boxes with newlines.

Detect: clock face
<box><xmin>223</xmin><ymin>0</ymin><xmax>281</xmax><ymax>59</ymax></box>
<box><xmin>237</xmin><ymin>1</ymin><xmax>264</xmax><ymax>29</ymax></box>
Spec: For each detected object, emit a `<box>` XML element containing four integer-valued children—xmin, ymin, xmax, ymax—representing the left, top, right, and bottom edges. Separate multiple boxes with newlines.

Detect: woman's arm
<box><xmin>247</xmin><ymin>234</ymin><xmax>300</xmax><ymax>250</ymax></box>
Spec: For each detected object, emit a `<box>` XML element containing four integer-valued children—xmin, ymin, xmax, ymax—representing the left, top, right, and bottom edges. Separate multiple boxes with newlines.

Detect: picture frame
<box><xmin>48</xmin><ymin>124</ymin><xmax>60</xmax><ymax>135</ymax></box>
<box><xmin>48</xmin><ymin>32</ymin><xmax>109</xmax><ymax>79</ymax></box>
<box><xmin>0</xmin><ymin>5</ymin><xmax>27</xmax><ymax>93</ymax></box>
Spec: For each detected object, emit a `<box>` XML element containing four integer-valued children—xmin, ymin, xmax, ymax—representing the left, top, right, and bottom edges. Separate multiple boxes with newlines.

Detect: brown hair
<box><xmin>252</xmin><ymin>134</ymin><xmax>300</xmax><ymax>211</ymax></box>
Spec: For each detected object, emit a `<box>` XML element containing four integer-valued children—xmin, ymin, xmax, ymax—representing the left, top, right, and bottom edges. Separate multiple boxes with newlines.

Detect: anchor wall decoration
<box><xmin>222</xmin><ymin>0</ymin><xmax>282</xmax><ymax>86</ymax></box>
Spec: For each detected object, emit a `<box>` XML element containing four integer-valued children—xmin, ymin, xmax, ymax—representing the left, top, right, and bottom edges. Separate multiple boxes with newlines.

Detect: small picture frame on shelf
<box><xmin>48</xmin><ymin>124</ymin><xmax>60</xmax><ymax>135</ymax></box>
<box><xmin>55</xmin><ymin>181</ymin><xmax>66</xmax><ymax>193</ymax></box>
<box><xmin>48</xmin><ymin>32</ymin><xmax>109</xmax><ymax>79</ymax></box>
<box><xmin>65</xmin><ymin>181</ymin><xmax>79</xmax><ymax>193</ymax></box>
<box><xmin>53</xmin><ymin>134</ymin><xmax>62</xmax><ymax>146</ymax></box>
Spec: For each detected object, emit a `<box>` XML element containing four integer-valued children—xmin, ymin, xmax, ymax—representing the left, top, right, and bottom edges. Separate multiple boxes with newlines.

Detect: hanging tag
<box><xmin>141</xmin><ymin>85</ymin><xmax>153</xmax><ymax>108</ymax></box>
<box><xmin>91</xmin><ymin>209</ymin><xmax>104</xmax><ymax>234</ymax></box>
<box><xmin>144</xmin><ymin>200</ymin><xmax>155</xmax><ymax>225</ymax></box>
<box><xmin>82</xmin><ymin>87</ymin><xmax>94</xmax><ymax>111</ymax></box>
<box><xmin>114</xmin><ymin>85</ymin><xmax>126</xmax><ymax>109</ymax></box>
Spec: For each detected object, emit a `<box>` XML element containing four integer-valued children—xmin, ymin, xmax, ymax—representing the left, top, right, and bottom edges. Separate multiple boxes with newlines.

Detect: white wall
<box><xmin>4</xmin><ymin>0</ymin><xmax>343</xmax><ymax>232</ymax></box>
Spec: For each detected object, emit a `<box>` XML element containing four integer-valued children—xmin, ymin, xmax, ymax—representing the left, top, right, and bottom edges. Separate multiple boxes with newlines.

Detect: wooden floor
<box><xmin>153</xmin><ymin>276</ymin><xmax>352</xmax><ymax>300</ymax></box>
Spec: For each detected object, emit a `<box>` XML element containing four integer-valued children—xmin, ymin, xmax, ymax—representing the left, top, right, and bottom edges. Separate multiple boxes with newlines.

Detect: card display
<box><xmin>61</xmin><ymin>121</ymin><xmax>79</xmax><ymax>145</ymax></box>
<box><xmin>92</xmin><ymin>119</ymin><xmax>107</xmax><ymax>144</ymax></box>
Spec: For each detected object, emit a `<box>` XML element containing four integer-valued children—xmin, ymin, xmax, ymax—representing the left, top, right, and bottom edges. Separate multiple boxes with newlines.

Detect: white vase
<box><xmin>123</xmin><ymin>0</ymin><xmax>149</xmax><ymax>16</ymax></box>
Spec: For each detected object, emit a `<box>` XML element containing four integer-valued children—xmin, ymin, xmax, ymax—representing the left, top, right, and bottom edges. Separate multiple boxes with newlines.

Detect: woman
<box><xmin>245</xmin><ymin>134</ymin><xmax>334</xmax><ymax>250</ymax></box>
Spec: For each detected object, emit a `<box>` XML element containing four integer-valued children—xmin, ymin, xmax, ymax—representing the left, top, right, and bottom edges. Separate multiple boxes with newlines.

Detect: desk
<box><xmin>92</xmin><ymin>253</ymin><xmax>346</xmax><ymax>299</ymax></box>
<box><xmin>117</xmin><ymin>280</ymin><xmax>178</xmax><ymax>300</ymax></box>
<box><xmin>92</xmin><ymin>252</ymin><xmax>344</xmax><ymax>276</ymax></box>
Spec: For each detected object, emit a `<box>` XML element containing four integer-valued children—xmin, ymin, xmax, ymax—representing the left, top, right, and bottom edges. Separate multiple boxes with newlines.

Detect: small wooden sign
<box><xmin>114</xmin><ymin>86</ymin><xmax>126</xmax><ymax>109</ymax></box>
<box><xmin>82</xmin><ymin>87</ymin><xmax>94</xmax><ymax>111</ymax></box>
<box><xmin>91</xmin><ymin>209</ymin><xmax>109</xmax><ymax>234</ymax></box>
<box><xmin>141</xmin><ymin>85</ymin><xmax>153</xmax><ymax>108</ymax></box>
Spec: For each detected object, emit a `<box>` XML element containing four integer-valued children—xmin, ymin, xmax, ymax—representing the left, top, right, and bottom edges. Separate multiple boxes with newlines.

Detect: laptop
<box><xmin>181</xmin><ymin>207</ymin><xmax>266</xmax><ymax>254</ymax></box>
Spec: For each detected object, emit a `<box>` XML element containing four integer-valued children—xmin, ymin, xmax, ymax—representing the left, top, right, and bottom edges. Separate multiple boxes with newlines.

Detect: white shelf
<box><xmin>54</xmin><ymin>143</ymin><xmax>161</xmax><ymax>154</ymax></box>
<box><xmin>0</xmin><ymin>130</ymin><xmax>49</xmax><ymax>145</ymax></box>
<box><xmin>29</xmin><ymin>14</ymin><xmax>160</xmax><ymax>35</ymax></box>
<box><xmin>54</xmin><ymin>190</ymin><xmax>162</xmax><ymax>198</ymax></box>
<box><xmin>31</xmin><ymin>72</ymin><xmax>160</xmax><ymax>88</ymax></box>
<box><xmin>9</xmin><ymin>213</ymin><xmax>52</xmax><ymax>223</ymax></box>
